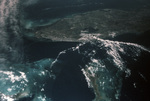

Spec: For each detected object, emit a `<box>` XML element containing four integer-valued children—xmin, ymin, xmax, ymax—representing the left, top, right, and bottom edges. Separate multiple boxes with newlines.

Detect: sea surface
<box><xmin>0</xmin><ymin>0</ymin><xmax>150</xmax><ymax>101</ymax></box>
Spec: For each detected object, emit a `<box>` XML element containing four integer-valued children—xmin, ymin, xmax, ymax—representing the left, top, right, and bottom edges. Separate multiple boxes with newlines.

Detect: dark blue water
<box><xmin>23</xmin><ymin>38</ymin><xmax>79</xmax><ymax>62</ymax></box>
<box><xmin>121</xmin><ymin>51</ymin><xmax>150</xmax><ymax>101</ymax></box>
<box><xmin>23</xmin><ymin>38</ymin><xmax>95</xmax><ymax>101</ymax></box>
<box><xmin>51</xmin><ymin>62</ymin><xmax>95</xmax><ymax>101</ymax></box>
<box><xmin>23</xmin><ymin>35</ymin><xmax>150</xmax><ymax>101</ymax></box>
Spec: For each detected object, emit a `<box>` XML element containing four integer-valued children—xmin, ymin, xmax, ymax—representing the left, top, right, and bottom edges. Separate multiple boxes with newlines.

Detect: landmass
<box><xmin>23</xmin><ymin>7</ymin><xmax>150</xmax><ymax>42</ymax></box>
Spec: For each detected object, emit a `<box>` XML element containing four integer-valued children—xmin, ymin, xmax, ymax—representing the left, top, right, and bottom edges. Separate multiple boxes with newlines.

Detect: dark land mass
<box><xmin>24</xmin><ymin>7</ymin><xmax>150</xmax><ymax>43</ymax></box>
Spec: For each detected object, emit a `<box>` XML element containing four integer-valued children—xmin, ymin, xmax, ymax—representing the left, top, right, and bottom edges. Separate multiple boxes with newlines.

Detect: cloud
<box><xmin>23</xmin><ymin>0</ymin><xmax>40</xmax><ymax>6</ymax></box>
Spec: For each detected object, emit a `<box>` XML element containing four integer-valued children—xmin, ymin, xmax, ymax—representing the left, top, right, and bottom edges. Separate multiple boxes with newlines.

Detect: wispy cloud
<box><xmin>23</xmin><ymin>0</ymin><xmax>40</xmax><ymax>6</ymax></box>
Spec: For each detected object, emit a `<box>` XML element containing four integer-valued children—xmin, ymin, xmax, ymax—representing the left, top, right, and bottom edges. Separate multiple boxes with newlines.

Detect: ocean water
<box><xmin>0</xmin><ymin>0</ymin><xmax>150</xmax><ymax>101</ymax></box>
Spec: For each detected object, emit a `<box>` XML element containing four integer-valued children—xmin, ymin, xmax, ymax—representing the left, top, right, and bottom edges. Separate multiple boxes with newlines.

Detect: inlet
<box><xmin>23</xmin><ymin>38</ymin><xmax>95</xmax><ymax>101</ymax></box>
